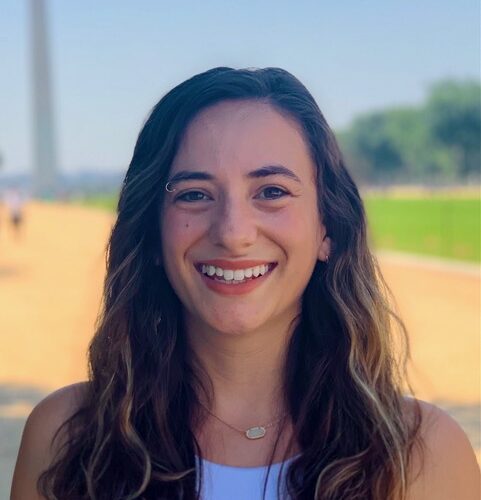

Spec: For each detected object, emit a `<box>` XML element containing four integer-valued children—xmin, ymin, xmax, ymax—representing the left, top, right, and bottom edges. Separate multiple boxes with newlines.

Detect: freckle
<box><xmin>185</xmin><ymin>223</ymin><xmax>189</xmax><ymax>228</ymax></box>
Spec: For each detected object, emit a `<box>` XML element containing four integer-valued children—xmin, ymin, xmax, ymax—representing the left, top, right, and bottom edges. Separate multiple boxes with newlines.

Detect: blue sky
<box><xmin>0</xmin><ymin>0</ymin><xmax>479</xmax><ymax>173</ymax></box>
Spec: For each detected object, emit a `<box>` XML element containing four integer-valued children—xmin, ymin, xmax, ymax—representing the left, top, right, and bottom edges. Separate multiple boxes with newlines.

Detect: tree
<box><xmin>338</xmin><ymin>79</ymin><xmax>481</xmax><ymax>184</ymax></box>
<box><xmin>339</xmin><ymin>112</ymin><xmax>404</xmax><ymax>183</ymax></box>
<box><xmin>426</xmin><ymin>80</ymin><xmax>481</xmax><ymax>177</ymax></box>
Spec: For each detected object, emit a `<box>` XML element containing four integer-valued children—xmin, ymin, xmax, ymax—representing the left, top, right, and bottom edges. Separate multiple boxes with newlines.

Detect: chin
<box><xmin>200</xmin><ymin>307</ymin><xmax>269</xmax><ymax>337</ymax></box>
<box><xmin>209</xmin><ymin>316</ymin><xmax>264</xmax><ymax>337</ymax></box>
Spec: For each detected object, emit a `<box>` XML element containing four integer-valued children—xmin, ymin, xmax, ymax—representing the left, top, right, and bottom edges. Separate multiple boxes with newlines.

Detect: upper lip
<box><xmin>195</xmin><ymin>259</ymin><xmax>276</xmax><ymax>270</ymax></box>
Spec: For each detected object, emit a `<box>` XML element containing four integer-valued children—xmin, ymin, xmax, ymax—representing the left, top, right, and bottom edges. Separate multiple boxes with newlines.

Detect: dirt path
<box><xmin>0</xmin><ymin>203</ymin><xmax>479</xmax><ymax>476</ymax></box>
<box><xmin>0</xmin><ymin>202</ymin><xmax>113</xmax><ymax>392</ymax></box>
<box><xmin>380</xmin><ymin>253</ymin><xmax>480</xmax><ymax>404</ymax></box>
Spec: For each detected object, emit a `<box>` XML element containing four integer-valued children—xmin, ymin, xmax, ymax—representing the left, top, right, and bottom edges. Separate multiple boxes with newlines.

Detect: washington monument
<box><xmin>30</xmin><ymin>0</ymin><xmax>58</xmax><ymax>196</ymax></box>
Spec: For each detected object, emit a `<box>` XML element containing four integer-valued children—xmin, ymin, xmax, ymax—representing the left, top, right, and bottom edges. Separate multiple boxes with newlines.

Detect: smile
<box><xmin>194</xmin><ymin>261</ymin><xmax>278</xmax><ymax>294</ymax></box>
<box><xmin>198</xmin><ymin>263</ymin><xmax>274</xmax><ymax>282</ymax></box>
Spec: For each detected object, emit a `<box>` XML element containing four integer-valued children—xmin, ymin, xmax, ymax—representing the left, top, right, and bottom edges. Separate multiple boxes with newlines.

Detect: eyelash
<box><xmin>174</xmin><ymin>186</ymin><xmax>290</xmax><ymax>203</ymax></box>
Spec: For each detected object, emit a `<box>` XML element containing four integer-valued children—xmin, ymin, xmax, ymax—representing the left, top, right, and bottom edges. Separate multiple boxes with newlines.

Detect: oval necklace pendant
<box><xmin>245</xmin><ymin>426</ymin><xmax>266</xmax><ymax>439</ymax></box>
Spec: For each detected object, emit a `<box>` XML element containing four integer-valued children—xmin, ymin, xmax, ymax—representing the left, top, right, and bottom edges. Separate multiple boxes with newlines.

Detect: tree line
<box><xmin>338</xmin><ymin>80</ymin><xmax>480</xmax><ymax>185</ymax></box>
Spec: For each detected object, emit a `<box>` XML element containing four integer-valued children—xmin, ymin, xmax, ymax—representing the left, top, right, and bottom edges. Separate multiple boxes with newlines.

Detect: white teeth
<box><xmin>199</xmin><ymin>263</ymin><xmax>274</xmax><ymax>280</ymax></box>
<box><xmin>223</xmin><ymin>269</ymin><xmax>234</xmax><ymax>281</ymax></box>
<box><xmin>233</xmin><ymin>270</ymin><xmax>245</xmax><ymax>281</ymax></box>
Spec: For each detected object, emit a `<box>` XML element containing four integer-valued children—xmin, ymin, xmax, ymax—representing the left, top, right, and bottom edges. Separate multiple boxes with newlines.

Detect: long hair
<box><xmin>39</xmin><ymin>67</ymin><xmax>422</xmax><ymax>499</ymax></box>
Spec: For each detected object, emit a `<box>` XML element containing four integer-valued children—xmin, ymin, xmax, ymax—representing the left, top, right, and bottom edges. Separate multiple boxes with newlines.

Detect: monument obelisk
<box><xmin>30</xmin><ymin>0</ymin><xmax>58</xmax><ymax>197</ymax></box>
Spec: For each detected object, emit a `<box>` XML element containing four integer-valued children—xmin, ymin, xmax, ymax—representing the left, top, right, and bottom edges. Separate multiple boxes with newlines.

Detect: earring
<box><xmin>325</xmin><ymin>254</ymin><xmax>329</xmax><ymax>263</ymax></box>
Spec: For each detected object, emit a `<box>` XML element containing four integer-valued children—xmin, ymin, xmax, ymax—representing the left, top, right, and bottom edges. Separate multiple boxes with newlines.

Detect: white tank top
<box><xmin>196</xmin><ymin>455</ymin><xmax>297</xmax><ymax>500</ymax></box>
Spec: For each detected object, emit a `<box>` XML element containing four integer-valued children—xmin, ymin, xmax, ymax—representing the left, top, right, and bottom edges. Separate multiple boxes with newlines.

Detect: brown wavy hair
<box><xmin>39</xmin><ymin>67</ymin><xmax>423</xmax><ymax>499</ymax></box>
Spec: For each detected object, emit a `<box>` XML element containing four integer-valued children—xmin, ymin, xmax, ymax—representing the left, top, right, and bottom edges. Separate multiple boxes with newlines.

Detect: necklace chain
<box><xmin>198</xmin><ymin>400</ymin><xmax>288</xmax><ymax>439</ymax></box>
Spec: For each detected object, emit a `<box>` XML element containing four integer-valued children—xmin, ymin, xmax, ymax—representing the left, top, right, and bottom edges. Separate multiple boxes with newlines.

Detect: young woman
<box><xmin>12</xmin><ymin>67</ymin><xmax>479</xmax><ymax>499</ymax></box>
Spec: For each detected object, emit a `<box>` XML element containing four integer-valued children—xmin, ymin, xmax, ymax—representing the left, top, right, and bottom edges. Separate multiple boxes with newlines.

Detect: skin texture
<box><xmin>406</xmin><ymin>400</ymin><xmax>481</xmax><ymax>499</ymax></box>
<box><xmin>11</xmin><ymin>382</ymin><xmax>87</xmax><ymax>500</ymax></box>
<box><xmin>160</xmin><ymin>100</ymin><xmax>331</xmax><ymax>464</ymax></box>
<box><xmin>161</xmin><ymin>100</ymin><xmax>330</xmax><ymax>338</ymax></box>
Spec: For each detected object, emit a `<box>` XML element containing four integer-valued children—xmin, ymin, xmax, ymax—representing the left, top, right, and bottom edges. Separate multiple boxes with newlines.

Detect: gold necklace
<box><xmin>198</xmin><ymin>401</ymin><xmax>288</xmax><ymax>440</ymax></box>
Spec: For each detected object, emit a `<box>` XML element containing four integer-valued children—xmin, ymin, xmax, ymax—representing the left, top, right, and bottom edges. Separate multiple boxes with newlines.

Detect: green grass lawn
<box><xmin>364</xmin><ymin>196</ymin><xmax>480</xmax><ymax>263</ymax></box>
<box><xmin>79</xmin><ymin>193</ymin><xmax>481</xmax><ymax>263</ymax></box>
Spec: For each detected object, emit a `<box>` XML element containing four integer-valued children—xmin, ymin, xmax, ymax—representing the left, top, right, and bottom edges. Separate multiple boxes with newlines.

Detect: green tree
<box><xmin>339</xmin><ymin>112</ymin><xmax>404</xmax><ymax>183</ymax></box>
<box><xmin>384</xmin><ymin>107</ymin><xmax>457</xmax><ymax>181</ymax></box>
<box><xmin>338</xmin><ymin>79</ymin><xmax>480</xmax><ymax>184</ymax></box>
<box><xmin>426</xmin><ymin>80</ymin><xmax>481</xmax><ymax>177</ymax></box>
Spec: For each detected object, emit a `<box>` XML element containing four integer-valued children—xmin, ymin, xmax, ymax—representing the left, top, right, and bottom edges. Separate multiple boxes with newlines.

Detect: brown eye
<box><xmin>257</xmin><ymin>186</ymin><xmax>290</xmax><ymax>200</ymax></box>
<box><xmin>175</xmin><ymin>191</ymin><xmax>211</xmax><ymax>202</ymax></box>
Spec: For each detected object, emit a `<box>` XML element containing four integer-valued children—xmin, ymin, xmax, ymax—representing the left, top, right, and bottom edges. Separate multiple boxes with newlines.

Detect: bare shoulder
<box><xmin>403</xmin><ymin>397</ymin><xmax>480</xmax><ymax>500</ymax></box>
<box><xmin>10</xmin><ymin>381</ymin><xmax>90</xmax><ymax>500</ymax></box>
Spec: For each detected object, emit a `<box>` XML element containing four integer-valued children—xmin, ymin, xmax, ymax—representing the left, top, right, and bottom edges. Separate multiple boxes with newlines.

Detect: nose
<box><xmin>209</xmin><ymin>196</ymin><xmax>258</xmax><ymax>253</ymax></box>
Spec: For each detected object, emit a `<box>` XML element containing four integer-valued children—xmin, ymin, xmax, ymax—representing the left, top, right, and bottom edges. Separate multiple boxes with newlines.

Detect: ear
<box><xmin>318</xmin><ymin>230</ymin><xmax>332</xmax><ymax>263</ymax></box>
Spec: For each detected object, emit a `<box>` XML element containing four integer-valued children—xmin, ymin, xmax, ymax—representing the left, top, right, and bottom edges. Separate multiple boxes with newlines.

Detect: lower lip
<box><xmin>197</xmin><ymin>267</ymin><xmax>275</xmax><ymax>296</ymax></box>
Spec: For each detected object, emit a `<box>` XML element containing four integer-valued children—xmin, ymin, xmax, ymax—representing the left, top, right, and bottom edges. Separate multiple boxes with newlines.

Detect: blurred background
<box><xmin>0</xmin><ymin>0</ymin><xmax>479</xmax><ymax>492</ymax></box>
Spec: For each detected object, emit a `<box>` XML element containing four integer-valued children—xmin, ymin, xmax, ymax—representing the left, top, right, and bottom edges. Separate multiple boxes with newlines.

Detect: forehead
<box><xmin>171</xmin><ymin>100</ymin><xmax>315</xmax><ymax>178</ymax></box>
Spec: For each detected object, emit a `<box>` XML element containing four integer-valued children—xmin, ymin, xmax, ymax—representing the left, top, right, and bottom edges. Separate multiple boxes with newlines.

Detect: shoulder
<box><xmin>20</xmin><ymin>381</ymin><xmax>89</xmax><ymax>451</ymax></box>
<box><xmin>10</xmin><ymin>382</ymin><xmax>90</xmax><ymax>500</ymax></box>
<box><xmin>403</xmin><ymin>397</ymin><xmax>480</xmax><ymax>500</ymax></box>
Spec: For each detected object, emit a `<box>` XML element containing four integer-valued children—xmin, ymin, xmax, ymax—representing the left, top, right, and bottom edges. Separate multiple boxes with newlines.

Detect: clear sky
<box><xmin>0</xmin><ymin>0</ymin><xmax>479</xmax><ymax>173</ymax></box>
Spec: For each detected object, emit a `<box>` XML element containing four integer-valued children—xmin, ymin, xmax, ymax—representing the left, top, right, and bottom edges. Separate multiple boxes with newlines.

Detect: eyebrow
<box><xmin>167</xmin><ymin>165</ymin><xmax>302</xmax><ymax>185</ymax></box>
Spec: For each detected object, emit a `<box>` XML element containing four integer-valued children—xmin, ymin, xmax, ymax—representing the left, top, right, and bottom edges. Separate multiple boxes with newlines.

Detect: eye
<box><xmin>175</xmin><ymin>190</ymin><xmax>211</xmax><ymax>203</ymax></box>
<box><xmin>257</xmin><ymin>186</ymin><xmax>290</xmax><ymax>200</ymax></box>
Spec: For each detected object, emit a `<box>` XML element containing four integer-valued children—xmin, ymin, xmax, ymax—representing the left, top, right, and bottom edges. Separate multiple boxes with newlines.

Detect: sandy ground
<box><xmin>0</xmin><ymin>202</ymin><xmax>479</xmax><ymax>490</ymax></box>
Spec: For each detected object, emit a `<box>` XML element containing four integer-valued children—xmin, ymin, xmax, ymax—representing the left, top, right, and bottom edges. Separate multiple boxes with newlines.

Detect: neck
<box><xmin>185</xmin><ymin>314</ymin><xmax>296</xmax><ymax>423</ymax></box>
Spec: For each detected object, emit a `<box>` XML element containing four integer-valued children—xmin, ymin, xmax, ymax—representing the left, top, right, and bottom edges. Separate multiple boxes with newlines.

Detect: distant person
<box><xmin>11</xmin><ymin>67</ymin><xmax>480</xmax><ymax>499</ymax></box>
<box><xmin>4</xmin><ymin>187</ymin><xmax>26</xmax><ymax>240</ymax></box>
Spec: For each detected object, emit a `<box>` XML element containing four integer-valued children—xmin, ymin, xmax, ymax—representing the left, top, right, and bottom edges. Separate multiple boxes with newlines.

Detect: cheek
<box><xmin>267</xmin><ymin>205</ymin><xmax>320</xmax><ymax>251</ymax></box>
<box><xmin>160</xmin><ymin>216</ymin><xmax>197</xmax><ymax>302</ymax></box>
<box><xmin>161</xmin><ymin>210</ymin><xmax>207</xmax><ymax>267</ymax></box>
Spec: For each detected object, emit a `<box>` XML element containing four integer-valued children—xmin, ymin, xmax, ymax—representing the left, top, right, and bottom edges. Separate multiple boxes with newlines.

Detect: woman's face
<box><xmin>161</xmin><ymin>100</ymin><xmax>330</xmax><ymax>336</ymax></box>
